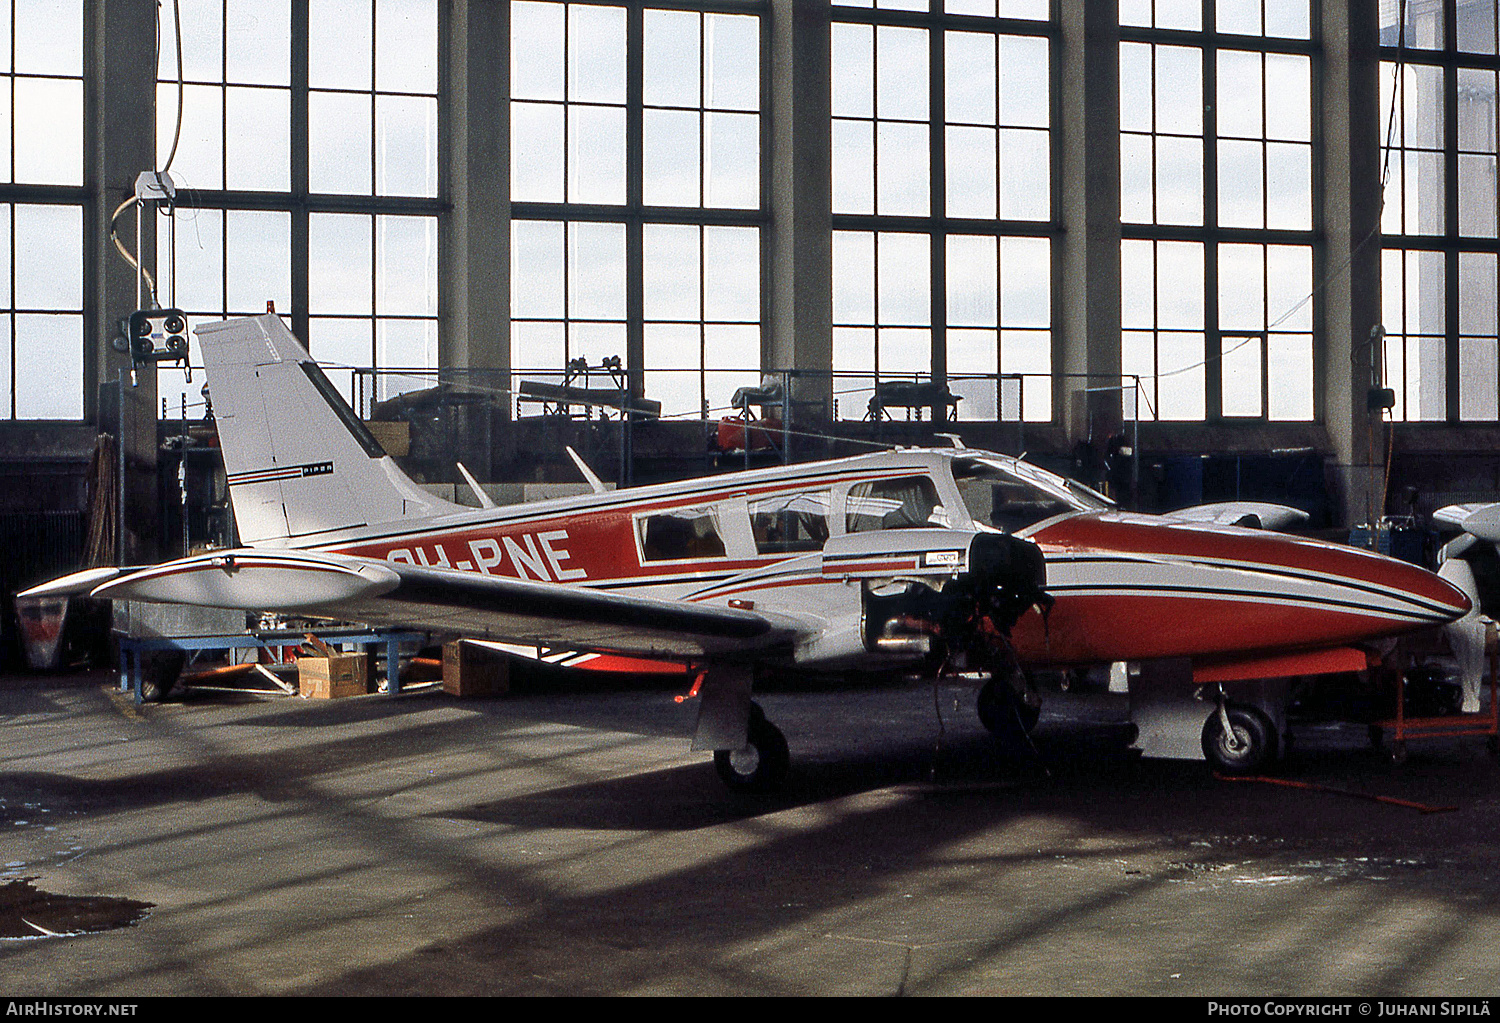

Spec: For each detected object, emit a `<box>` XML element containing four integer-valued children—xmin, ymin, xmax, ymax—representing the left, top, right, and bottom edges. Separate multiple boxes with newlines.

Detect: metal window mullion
<box><xmin>1203</xmin><ymin>25</ymin><xmax>1223</xmax><ymax>420</ymax></box>
<box><xmin>626</xmin><ymin>2</ymin><xmax>644</xmax><ymax>400</ymax></box>
<box><xmin>930</xmin><ymin>19</ymin><xmax>945</xmax><ymax>392</ymax></box>
<box><xmin>1446</xmin><ymin>57</ymin><xmax>1461</xmax><ymax>421</ymax></box>
<box><xmin>291</xmin><ymin>0</ymin><xmax>311</xmax><ymax>344</ymax></box>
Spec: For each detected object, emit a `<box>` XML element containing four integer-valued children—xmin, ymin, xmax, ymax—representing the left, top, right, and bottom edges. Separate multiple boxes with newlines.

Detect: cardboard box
<box><xmin>298</xmin><ymin>653</ymin><xmax>371</xmax><ymax>699</ymax></box>
<box><xmin>442</xmin><ymin>641</ymin><xmax>510</xmax><ymax>698</ymax></box>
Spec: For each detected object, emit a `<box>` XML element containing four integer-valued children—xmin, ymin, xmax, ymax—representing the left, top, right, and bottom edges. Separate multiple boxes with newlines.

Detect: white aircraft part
<box><xmin>1165</xmin><ymin>502</ymin><xmax>1310</xmax><ymax>531</ymax></box>
<box><xmin>19</xmin><ymin>566</ymin><xmax>130</xmax><ymax>599</ymax></box>
<box><xmin>196</xmin><ymin>314</ymin><xmax>462</xmax><ymax>545</ymax></box>
<box><xmin>1461</xmin><ymin>504</ymin><xmax>1500</xmax><ymax>544</ymax></box>
<box><xmin>90</xmin><ymin>550</ymin><xmax>401</xmax><ymax>611</ymax></box>
<box><xmin>1439</xmin><ymin>557</ymin><xmax>1486</xmax><ymax>714</ymax></box>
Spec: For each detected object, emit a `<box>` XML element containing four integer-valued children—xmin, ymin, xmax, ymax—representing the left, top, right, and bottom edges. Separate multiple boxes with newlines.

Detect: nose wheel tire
<box><xmin>977</xmin><ymin>676</ymin><xmax>1041</xmax><ymax>738</ymax></box>
<box><xmin>1201</xmin><ymin>705</ymin><xmax>1275</xmax><ymax>775</ymax></box>
<box><xmin>713</xmin><ymin>705</ymin><xmax>790</xmax><ymax>794</ymax></box>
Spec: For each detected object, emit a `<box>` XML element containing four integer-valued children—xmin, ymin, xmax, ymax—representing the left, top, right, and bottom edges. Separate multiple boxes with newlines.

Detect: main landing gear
<box><xmin>713</xmin><ymin>702</ymin><xmax>790</xmax><ymax>794</ymax></box>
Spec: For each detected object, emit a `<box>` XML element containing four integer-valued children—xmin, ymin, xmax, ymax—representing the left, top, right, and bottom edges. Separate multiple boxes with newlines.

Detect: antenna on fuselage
<box><xmin>565</xmin><ymin>446</ymin><xmax>609</xmax><ymax>494</ymax></box>
<box><xmin>455</xmin><ymin>462</ymin><xmax>497</xmax><ymax>509</ymax></box>
<box><xmin>933</xmin><ymin>433</ymin><xmax>964</xmax><ymax>448</ymax></box>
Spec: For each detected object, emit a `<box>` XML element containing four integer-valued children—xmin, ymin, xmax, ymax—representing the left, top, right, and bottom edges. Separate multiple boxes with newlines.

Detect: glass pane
<box><xmin>999</xmin><ymin>127</ymin><xmax>1049</xmax><ymax>221</ymax></box>
<box><xmin>831</xmin><ymin>23</ymin><xmax>873</xmax><ymax>119</ymax></box>
<box><xmin>832</xmin><ymin>231</ymin><xmax>875</xmax><ymax>325</ymax></box>
<box><xmin>376</xmin><ymin>0</ymin><xmax>438</xmax><ymax>94</ymax></box>
<box><xmin>569</xmin><ymin>222</ymin><xmax>626</xmax><ymax>320</ymax></box>
<box><xmin>225</xmin><ymin>210</ymin><xmax>291</xmax><ymax>314</ymax></box>
<box><xmin>1267</xmin><ymin>334</ymin><xmax>1313</xmax><ymax>420</ymax></box>
<box><xmin>164</xmin><ymin>208</ymin><xmax>224</xmax><ymax>314</ymax></box>
<box><xmin>310</xmin><ymin>0</ymin><xmax>373</xmax><ymax>90</ymax></box>
<box><xmin>1219</xmin><ymin>244</ymin><xmax>1265</xmax><ymax>331</ymax></box>
<box><xmin>14</xmin><ymin>77</ymin><xmax>81</xmax><ymax>185</ymax></box>
<box><xmin>15</xmin><ymin>204</ymin><xmax>80</xmax><ymax>310</ymax></box>
<box><xmin>568</xmin><ymin>105</ymin><xmax>626</xmax><ymax>205</ymax></box>
<box><xmin>1218</xmin><ymin>138</ymin><xmax>1265</xmax><ymax>230</ymax></box>
<box><xmin>377</xmin><ymin>215</ymin><xmax>437</xmax><ymax>317</ymax></box>
<box><xmin>703</xmin><ymin>226</ymin><xmax>759</xmax><ymax>323</ymax></box>
<box><xmin>644</xmin><ymin>108</ymin><xmax>702</xmax><ymax>207</ymax></box>
<box><xmin>1460</xmin><ymin>251</ymin><xmax>1498</xmax><ymax>337</ymax></box>
<box><xmin>876</xmin><ymin>121</ymin><xmax>929</xmax><ymax>216</ymax></box>
<box><xmin>947</xmin><ymin>235</ymin><xmax>998</xmax><ymax>328</ymax></box>
<box><xmin>1155</xmin><ymin>46</ymin><xmax>1201</xmax><ymax>136</ymax></box>
<box><xmin>1158</xmin><ymin>332</ymin><xmax>1206</xmax><ymax>420</ymax></box>
<box><xmin>1221</xmin><ymin>334</ymin><xmax>1263</xmax><ymax>417</ymax></box>
<box><xmin>832</xmin><ymin>119</ymin><xmax>874</xmax><ymax>215</ymax></box>
<box><xmin>1265</xmin><ymin>142</ymin><xmax>1311</xmax><ymax>231</ymax></box>
<box><xmin>947</xmin><ymin>32</ymin><xmax>995</xmax><ymax>126</ymax></box>
<box><xmin>512</xmin><ymin>102</ymin><xmax>565</xmax><ymax>202</ymax></box>
<box><xmin>1000</xmin><ymin>236</ymin><xmax>1049</xmax><ymax>328</ymax></box>
<box><xmin>1459</xmin><ymin>336</ymin><xmax>1499</xmax><ymax>420</ymax></box>
<box><xmin>159</xmin><ymin>82</ymin><xmax>223</xmax><ymax>191</ymax></box>
<box><xmin>225</xmin><ymin>0</ymin><xmax>290</xmax><ymax>86</ymax></box>
<box><xmin>1458</xmin><ymin>154</ymin><xmax>1498</xmax><ymax>238</ymax></box>
<box><xmin>511</xmin><ymin>220</ymin><xmax>565</xmax><ymax>321</ymax></box>
<box><xmin>310</xmin><ymin>213</ymin><xmax>373</xmax><ymax>315</ymax></box>
<box><xmin>513</xmin><ymin>2</ymin><xmax>566</xmax><ymax>102</ymax></box>
<box><xmin>876</xmin><ymin>26</ymin><xmax>927</xmax><ymax>122</ymax></box>
<box><xmin>15</xmin><ymin>313</ymin><xmax>80</xmax><ymax>419</ymax></box>
<box><xmin>946</xmin><ymin>126</ymin><xmax>997</xmax><ymax>220</ymax></box>
<box><xmin>569</xmin><ymin>5</ymin><xmax>626</xmax><ymax>104</ymax></box>
<box><xmin>1157</xmin><ymin>242</ymin><xmax>1204</xmax><ymax>330</ymax></box>
<box><xmin>1217</xmin><ymin>51</ymin><xmax>1263</xmax><ymax>140</ymax></box>
<box><xmin>309</xmin><ymin>91</ymin><xmax>373</xmax><ymax>194</ymax></box>
<box><xmin>999</xmin><ymin>35</ymin><xmax>1048</xmax><ymax>128</ymax></box>
<box><xmin>645</xmin><ymin>10</ymin><xmax>700</xmax><ymax>109</ymax></box>
<box><xmin>705</xmin><ymin>112</ymin><xmax>759</xmax><ymax>209</ymax></box>
<box><xmin>16</xmin><ymin>0</ymin><xmax>81</xmax><ymax>75</ymax></box>
<box><xmin>1155</xmin><ymin>135</ymin><xmax>1203</xmax><ymax>226</ymax></box>
<box><xmin>376</xmin><ymin>94</ymin><xmax>437</xmax><ymax>197</ymax></box>
<box><xmin>877</xmin><ymin>233</ymin><xmax>930</xmax><ymax>326</ymax></box>
<box><xmin>643</xmin><ymin>223</ymin><xmax>701</xmax><ymax>322</ymax></box>
<box><xmin>226</xmin><ymin>87</ymin><xmax>290</xmax><ymax>191</ymax></box>
<box><xmin>706</xmin><ymin>14</ymin><xmax>759</xmax><ymax>112</ymax></box>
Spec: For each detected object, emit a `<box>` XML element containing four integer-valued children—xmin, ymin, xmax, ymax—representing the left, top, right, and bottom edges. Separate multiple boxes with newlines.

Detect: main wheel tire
<box><xmin>713</xmin><ymin>707</ymin><xmax>790</xmax><ymax>794</ymax></box>
<box><xmin>977</xmin><ymin>677</ymin><xmax>1040</xmax><ymax>737</ymax></box>
<box><xmin>1202</xmin><ymin>705</ymin><xmax>1275</xmax><ymax>775</ymax></box>
<box><xmin>138</xmin><ymin>651</ymin><xmax>185</xmax><ymax>703</ymax></box>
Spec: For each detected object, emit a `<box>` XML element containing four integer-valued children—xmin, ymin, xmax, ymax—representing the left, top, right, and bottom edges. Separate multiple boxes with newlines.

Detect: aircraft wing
<box><xmin>1162</xmin><ymin>502</ymin><xmax>1310</xmax><ymax>531</ymax></box>
<box><xmin>27</xmin><ymin>549</ymin><xmax>798</xmax><ymax>661</ymax></box>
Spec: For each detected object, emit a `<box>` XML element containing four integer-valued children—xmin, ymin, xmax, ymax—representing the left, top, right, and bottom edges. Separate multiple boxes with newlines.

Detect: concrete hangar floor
<box><xmin>1</xmin><ymin>666</ymin><xmax>1499</xmax><ymax>997</ymax></box>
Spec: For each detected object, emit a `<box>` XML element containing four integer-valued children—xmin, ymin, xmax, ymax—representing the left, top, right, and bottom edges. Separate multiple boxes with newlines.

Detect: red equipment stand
<box><xmin>1371</xmin><ymin>624</ymin><xmax>1500</xmax><ymax>763</ymax></box>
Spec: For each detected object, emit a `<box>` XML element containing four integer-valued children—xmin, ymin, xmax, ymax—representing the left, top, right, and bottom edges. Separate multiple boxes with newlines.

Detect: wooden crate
<box><xmin>442</xmin><ymin>641</ymin><xmax>510</xmax><ymax>698</ymax></box>
<box><xmin>298</xmin><ymin>653</ymin><xmax>371</xmax><ymax>699</ymax></box>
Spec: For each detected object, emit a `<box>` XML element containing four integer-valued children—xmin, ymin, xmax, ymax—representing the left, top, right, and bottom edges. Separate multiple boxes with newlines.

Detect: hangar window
<box><xmin>154</xmin><ymin>0</ymin><xmax>441</xmax><ymax>419</ymax></box>
<box><xmin>510</xmin><ymin>2</ymin><xmax>765</xmax><ymax>421</ymax></box>
<box><xmin>830</xmin><ymin>3</ymin><xmax>1056</xmax><ymax>423</ymax></box>
<box><xmin>4</xmin><ymin>204</ymin><xmax>83</xmax><ymax>420</ymax></box>
<box><xmin>1380</xmin><ymin>0</ymin><xmax>1500</xmax><ymax>422</ymax></box>
<box><xmin>8</xmin><ymin>0</ymin><xmax>83</xmax><ymax>187</ymax></box>
<box><xmin>1119</xmin><ymin>2</ymin><xmax>1315</xmax><ymax>423</ymax></box>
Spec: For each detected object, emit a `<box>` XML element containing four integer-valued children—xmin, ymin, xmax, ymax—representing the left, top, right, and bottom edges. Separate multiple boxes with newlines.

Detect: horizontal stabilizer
<box><xmin>19</xmin><ymin>566</ymin><xmax>137</xmax><ymax>599</ymax></box>
<box><xmin>89</xmin><ymin>550</ymin><xmax>401</xmax><ymax>611</ymax></box>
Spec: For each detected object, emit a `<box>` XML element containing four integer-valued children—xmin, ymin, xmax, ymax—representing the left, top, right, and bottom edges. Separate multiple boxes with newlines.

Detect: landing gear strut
<box><xmin>713</xmin><ymin>702</ymin><xmax>790</xmax><ymax>794</ymax></box>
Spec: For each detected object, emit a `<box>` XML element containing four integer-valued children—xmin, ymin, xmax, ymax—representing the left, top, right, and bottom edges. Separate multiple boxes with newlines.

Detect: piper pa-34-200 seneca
<box><xmin>26</xmin><ymin>315</ymin><xmax>1472</xmax><ymax>790</ymax></box>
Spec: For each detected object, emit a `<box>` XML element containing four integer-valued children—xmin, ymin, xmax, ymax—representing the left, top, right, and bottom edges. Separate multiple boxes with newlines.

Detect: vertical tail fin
<box><xmin>197</xmin><ymin>314</ymin><xmax>460</xmax><ymax>546</ymax></box>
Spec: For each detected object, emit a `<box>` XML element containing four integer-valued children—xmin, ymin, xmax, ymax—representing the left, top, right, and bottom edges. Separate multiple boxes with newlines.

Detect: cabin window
<box><xmin>749</xmin><ymin>491</ymin><xmax>830</xmax><ymax>554</ymax></box>
<box><xmin>953</xmin><ymin>459</ymin><xmax>1103</xmax><ymax>533</ymax></box>
<box><xmin>846</xmin><ymin>476</ymin><xmax>943</xmax><ymax>533</ymax></box>
<box><xmin>638</xmin><ymin>505</ymin><xmax>728</xmax><ymax>562</ymax></box>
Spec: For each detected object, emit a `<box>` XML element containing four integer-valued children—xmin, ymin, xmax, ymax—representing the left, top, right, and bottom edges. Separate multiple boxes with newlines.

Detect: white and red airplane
<box><xmin>27</xmin><ymin>315</ymin><xmax>1471</xmax><ymax>789</ymax></box>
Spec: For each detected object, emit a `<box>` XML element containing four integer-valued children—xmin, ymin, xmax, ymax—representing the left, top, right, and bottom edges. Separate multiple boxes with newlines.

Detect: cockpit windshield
<box><xmin>951</xmin><ymin>457</ymin><xmax>1113</xmax><ymax>533</ymax></box>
